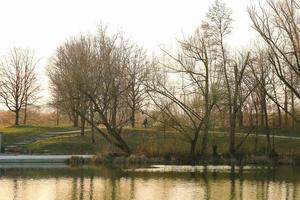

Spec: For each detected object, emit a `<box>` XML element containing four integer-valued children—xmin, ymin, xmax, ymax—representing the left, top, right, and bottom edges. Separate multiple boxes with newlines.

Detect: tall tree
<box><xmin>49</xmin><ymin>36</ymin><xmax>91</xmax><ymax>136</ymax></box>
<box><xmin>0</xmin><ymin>48</ymin><xmax>39</xmax><ymax>126</ymax></box>
<box><xmin>146</xmin><ymin>19</ymin><xmax>221</xmax><ymax>158</ymax></box>
<box><xmin>126</xmin><ymin>47</ymin><xmax>150</xmax><ymax>128</ymax></box>
<box><xmin>48</xmin><ymin>28</ymin><xmax>145</xmax><ymax>153</ymax></box>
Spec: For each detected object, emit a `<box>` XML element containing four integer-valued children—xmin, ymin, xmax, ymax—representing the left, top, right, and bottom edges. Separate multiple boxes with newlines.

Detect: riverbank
<box><xmin>1</xmin><ymin>125</ymin><xmax>300</xmax><ymax>166</ymax></box>
<box><xmin>26</xmin><ymin>127</ymin><xmax>300</xmax><ymax>156</ymax></box>
<box><xmin>0</xmin><ymin>153</ymin><xmax>298</xmax><ymax>166</ymax></box>
<box><xmin>0</xmin><ymin>154</ymin><xmax>93</xmax><ymax>163</ymax></box>
<box><xmin>67</xmin><ymin>153</ymin><xmax>300</xmax><ymax>166</ymax></box>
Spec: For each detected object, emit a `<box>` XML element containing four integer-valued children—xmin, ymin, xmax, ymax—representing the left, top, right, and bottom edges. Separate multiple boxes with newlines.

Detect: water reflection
<box><xmin>0</xmin><ymin>165</ymin><xmax>299</xmax><ymax>200</ymax></box>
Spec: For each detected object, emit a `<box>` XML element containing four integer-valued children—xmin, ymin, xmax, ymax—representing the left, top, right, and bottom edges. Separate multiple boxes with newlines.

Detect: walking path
<box><xmin>213</xmin><ymin>131</ymin><xmax>300</xmax><ymax>140</ymax></box>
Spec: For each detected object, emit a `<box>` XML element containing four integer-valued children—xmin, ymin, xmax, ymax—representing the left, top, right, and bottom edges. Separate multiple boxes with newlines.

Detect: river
<box><xmin>0</xmin><ymin>164</ymin><xmax>299</xmax><ymax>200</ymax></box>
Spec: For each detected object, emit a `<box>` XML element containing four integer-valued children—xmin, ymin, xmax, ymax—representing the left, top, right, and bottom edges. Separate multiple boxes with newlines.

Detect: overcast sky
<box><xmin>0</xmin><ymin>0</ymin><xmax>259</xmax><ymax>103</ymax></box>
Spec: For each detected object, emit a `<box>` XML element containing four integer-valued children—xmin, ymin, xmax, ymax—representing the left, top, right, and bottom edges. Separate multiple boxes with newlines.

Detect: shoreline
<box><xmin>68</xmin><ymin>154</ymin><xmax>300</xmax><ymax>166</ymax></box>
<box><xmin>0</xmin><ymin>154</ymin><xmax>298</xmax><ymax>166</ymax></box>
<box><xmin>0</xmin><ymin>154</ymin><xmax>93</xmax><ymax>163</ymax></box>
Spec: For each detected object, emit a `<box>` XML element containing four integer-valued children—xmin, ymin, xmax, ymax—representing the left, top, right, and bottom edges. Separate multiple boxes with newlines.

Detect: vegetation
<box><xmin>44</xmin><ymin>0</ymin><xmax>300</xmax><ymax>161</ymax></box>
<box><xmin>0</xmin><ymin>0</ymin><xmax>298</xmax><ymax>164</ymax></box>
<box><xmin>21</xmin><ymin>126</ymin><xmax>300</xmax><ymax>157</ymax></box>
<box><xmin>0</xmin><ymin>124</ymin><xmax>299</xmax><ymax>165</ymax></box>
<box><xmin>0</xmin><ymin>48</ymin><xmax>40</xmax><ymax>126</ymax></box>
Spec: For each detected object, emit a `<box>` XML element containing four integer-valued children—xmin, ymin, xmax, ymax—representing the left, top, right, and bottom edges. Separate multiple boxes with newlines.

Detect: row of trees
<box><xmin>48</xmin><ymin>0</ymin><xmax>299</xmax><ymax>158</ymax></box>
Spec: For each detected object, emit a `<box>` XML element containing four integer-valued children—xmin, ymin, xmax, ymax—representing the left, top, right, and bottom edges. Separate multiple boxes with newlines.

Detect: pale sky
<box><xmin>0</xmin><ymin>0</ymin><xmax>259</xmax><ymax>104</ymax></box>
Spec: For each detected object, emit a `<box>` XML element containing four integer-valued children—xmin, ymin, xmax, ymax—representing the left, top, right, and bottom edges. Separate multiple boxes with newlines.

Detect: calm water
<box><xmin>0</xmin><ymin>164</ymin><xmax>299</xmax><ymax>200</ymax></box>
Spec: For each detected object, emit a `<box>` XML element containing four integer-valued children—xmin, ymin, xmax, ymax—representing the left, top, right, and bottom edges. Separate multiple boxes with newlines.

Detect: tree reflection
<box><xmin>202</xmin><ymin>166</ymin><xmax>210</xmax><ymax>200</ymax></box>
<box><xmin>71</xmin><ymin>177</ymin><xmax>78</xmax><ymax>200</ymax></box>
<box><xmin>12</xmin><ymin>178</ymin><xmax>18</xmax><ymax>200</ymax></box>
<box><xmin>229</xmin><ymin>165</ymin><xmax>236</xmax><ymax>200</ymax></box>
<box><xmin>89</xmin><ymin>175</ymin><xmax>94</xmax><ymax>200</ymax></box>
<box><xmin>129</xmin><ymin>176</ymin><xmax>135</xmax><ymax>200</ymax></box>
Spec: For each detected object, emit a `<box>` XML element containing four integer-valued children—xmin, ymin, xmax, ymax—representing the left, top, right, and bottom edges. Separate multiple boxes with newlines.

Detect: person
<box><xmin>142</xmin><ymin>118</ymin><xmax>148</xmax><ymax>128</ymax></box>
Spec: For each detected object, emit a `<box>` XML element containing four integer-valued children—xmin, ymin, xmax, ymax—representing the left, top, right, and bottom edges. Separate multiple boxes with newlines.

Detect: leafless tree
<box><xmin>205</xmin><ymin>0</ymin><xmax>256</xmax><ymax>156</ymax></box>
<box><xmin>0</xmin><ymin>48</ymin><xmax>40</xmax><ymax>126</ymax></box>
<box><xmin>146</xmin><ymin>18</ymin><xmax>222</xmax><ymax>158</ymax></box>
<box><xmin>248</xmin><ymin>0</ymin><xmax>300</xmax><ymax>120</ymax></box>
<box><xmin>49</xmin><ymin>35</ymin><xmax>92</xmax><ymax>136</ymax></box>
<box><xmin>126</xmin><ymin>46</ymin><xmax>150</xmax><ymax>128</ymax></box>
<box><xmin>49</xmin><ymin>28</ymin><xmax>146</xmax><ymax>153</ymax></box>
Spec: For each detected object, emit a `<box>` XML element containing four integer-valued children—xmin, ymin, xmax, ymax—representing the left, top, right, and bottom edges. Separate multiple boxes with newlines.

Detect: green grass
<box><xmin>0</xmin><ymin>125</ymin><xmax>79</xmax><ymax>144</ymax></box>
<box><xmin>24</xmin><ymin>127</ymin><xmax>300</xmax><ymax>157</ymax></box>
<box><xmin>27</xmin><ymin>133</ymin><xmax>100</xmax><ymax>154</ymax></box>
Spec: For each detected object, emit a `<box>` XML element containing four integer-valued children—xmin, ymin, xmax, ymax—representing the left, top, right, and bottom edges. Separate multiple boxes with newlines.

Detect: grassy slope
<box><xmin>25</xmin><ymin>127</ymin><xmax>300</xmax><ymax>157</ymax></box>
<box><xmin>0</xmin><ymin>125</ymin><xmax>78</xmax><ymax>144</ymax></box>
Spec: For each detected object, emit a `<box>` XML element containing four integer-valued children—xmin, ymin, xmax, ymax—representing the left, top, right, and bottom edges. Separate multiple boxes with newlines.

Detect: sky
<box><xmin>0</xmin><ymin>0</ymin><xmax>259</xmax><ymax>104</ymax></box>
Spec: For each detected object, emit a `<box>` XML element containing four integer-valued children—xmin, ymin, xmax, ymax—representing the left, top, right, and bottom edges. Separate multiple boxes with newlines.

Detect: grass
<box><xmin>27</xmin><ymin>133</ymin><xmax>100</xmax><ymax>154</ymax></box>
<box><xmin>0</xmin><ymin>125</ymin><xmax>79</xmax><ymax>144</ymax></box>
<box><xmin>23</xmin><ymin>127</ymin><xmax>300</xmax><ymax>158</ymax></box>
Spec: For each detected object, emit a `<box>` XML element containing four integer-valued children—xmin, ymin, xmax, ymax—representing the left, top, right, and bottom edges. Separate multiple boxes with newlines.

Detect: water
<box><xmin>0</xmin><ymin>164</ymin><xmax>299</xmax><ymax>200</ymax></box>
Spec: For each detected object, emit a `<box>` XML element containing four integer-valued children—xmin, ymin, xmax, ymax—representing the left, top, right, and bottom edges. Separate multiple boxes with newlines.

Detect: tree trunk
<box><xmin>284</xmin><ymin>88</ymin><xmax>288</xmax><ymax>127</ymax></box>
<box><xmin>238</xmin><ymin>91</ymin><xmax>243</xmax><ymax>127</ymax></box>
<box><xmin>263</xmin><ymin>97</ymin><xmax>271</xmax><ymax>153</ymax></box>
<box><xmin>23</xmin><ymin>101</ymin><xmax>28</xmax><ymax>125</ymax></box>
<box><xmin>238</xmin><ymin>108</ymin><xmax>243</xmax><ymax>128</ymax></box>
<box><xmin>190</xmin><ymin>139</ymin><xmax>197</xmax><ymax>160</ymax></box>
<box><xmin>237</xmin><ymin>90</ymin><xmax>244</xmax><ymax>127</ymax></box>
<box><xmin>277</xmin><ymin>106</ymin><xmax>281</xmax><ymax>128</ymax></box>
<box><xmin>56</xmin><ymin>106</ymin><xmax>60</xmax><ymax>126</ymax></box>
<box><xmin>190</xmin><ymin>129</ymin><xmax>200</xmax><ymax>159</ymax></box>
<box><xmin>200</xmin><ymin>62</ymin><xmax>210</xmax><ymax>157</ymax></box>
<box><xmin>112</xmin><ymin>131</ymin><xmax>131</xmax><ymax>154</ymax></box>
<box><xmin>249</xmin><ymin>110</ymin><xmax>254</xmax><ymax>127</ymax></box>
<box><xmin>291</xmin><ymin>90</ymin><xmax>295</xmax><ymax>128</ymax></box>
<box><xmin>229</xmin><ymin>68</ymin><xmax>240</xmax><ymax>157</ymax></box>
<box><xmin>260</xmin><ymin>105</ymin><xmax>264</xmax><ymax>130</ymax></box>
<box><xmin>130</xmin><ymin>106</ymin><xmax>135</xmax><ymax>128</ymax></box>
<box><xmin>90</xmin><ymin>105</ymin><xmax>95</xmax><ymax>144</ymax></box>
<box><xmin>15</xmin><ymin>110</ymin><xmax>20</xmax><ymax>126</ymax></box>
<box><xmin>254</xmin><ymin>110</ymin><xmax>259</xmax><ymax>154</ymax></box>
<box><xmin>229</xmin><ymin>110</ymin><xmax>237</xmax><ymax>156</ymax></box>
<box><xmin>201</xmin><ymin>114</ymin><xmax>210</xmax><ymax>156</ymax></box>
<box><xmin>290</xmin><ymin>71</ymin><xmax>295</xmax><ymax>128</ymax></box>
<box><xmin>73</xmin><ymin>113</ymin><xmax>79</xmax><ymax>127</ymax></box>
<box><xmin>260</xmin><ymin>85</ymin><xmax>265</xmax><ymax>130</ymax></box>
<box><xmin>80</xmin><ymin>117</ymin><xmax>85</xmax><ymax>136</ymax></box>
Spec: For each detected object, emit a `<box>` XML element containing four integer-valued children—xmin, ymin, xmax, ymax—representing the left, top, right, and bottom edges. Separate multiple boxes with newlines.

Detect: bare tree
<box><xmin>0</xmin><ymin>48</ymin><xmax>39</xmax><ymax>126</ymax></box>
<box><xmin>126</xmin><ymin>47</ymin><xmax>150</xmax><ymax>128</ymax></box>
<box><xmin>228</xmin><ymin>53</ymin><xmax>254</xmax><ymax>155</ymax></box>
<box><xmin>146</xmin><ymin>18</ymin><xmax>221</xmax><ymax>158</ymax></box>
<box><xmin>49</xmin><ymin>28</ymin><xmax>144</xmax><ymax>153</ymax></box>
<box><xmin>49</xmin><ymin>36</ymin><xmax>91</xmax><ymax>136</ymax></box>
<box><xmin>206</xmin><ymin>0</ymin><xmax>256</xmax><ymax>156</ymax></box>
<box><xmin>248</xmin><ymin>0</ymin><xmax>300</xmax><ymax>119</ymax></box>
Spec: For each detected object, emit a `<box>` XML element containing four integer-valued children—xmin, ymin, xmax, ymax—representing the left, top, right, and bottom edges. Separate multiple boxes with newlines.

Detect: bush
<box><xmin>67</xmin><ymin>156</ymin><xmax>87</xmax><ymax>165</ymax></box>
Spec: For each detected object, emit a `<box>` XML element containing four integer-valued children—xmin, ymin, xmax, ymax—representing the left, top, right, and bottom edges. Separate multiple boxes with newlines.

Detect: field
<box><xmin>1</xmin><ymin>126</ymin><xmax>300</xmax><ymax>159</ymax></box>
